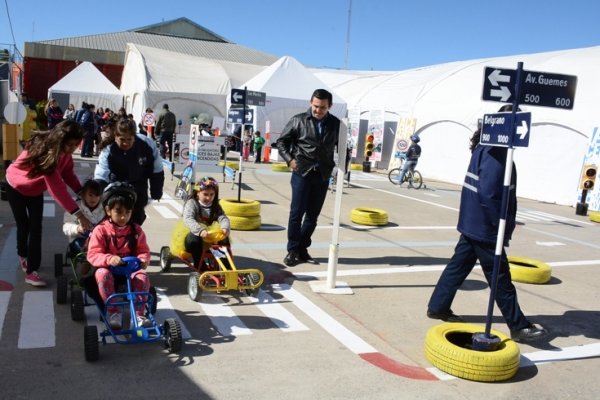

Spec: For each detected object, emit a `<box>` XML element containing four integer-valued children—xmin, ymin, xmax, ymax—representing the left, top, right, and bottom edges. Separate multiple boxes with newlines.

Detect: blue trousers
<box><xmin>287</xmin><ymin>170</ymin><xmax>329</xmax><ymax>252</ymax></box>
<box><xmin>427</xmin><ymin>234</ymin><xmax>530</xmax><ymax>331</ymax></box>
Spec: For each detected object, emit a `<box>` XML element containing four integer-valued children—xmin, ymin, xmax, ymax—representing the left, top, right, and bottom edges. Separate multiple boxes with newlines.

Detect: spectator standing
<box><xmin>427</xmin><ymin>108</ymin><xmax>548</xmax><ymax>343</ymax></box>
<box><xmin>94</xmin><ymin>118</ymin><xmax>164</xmax><ymax>225</ymax></box>
<box><xmin>5</xmin><ymin>120</ymin><xmax>92</xmax><ymax>286</ymax></box>
<box><xmin>275</xmin><ymin>89</ymin><xmax>341</xmax><ymax>267</ymax></box>
<box><xmin>46</xmin><ymin>98</ymin><xmax>64</xmax><ymax>129</ymax></box>
<box><xmin>155</xmin><ymin>104</ymin><xmax>177</xmax><ymax>161</ymax></box>
<box><xmin>79</xmin><ymin>103</ymin><xmax>97</xmax><ymax>157</ymax></box>
<box><xmin>63</xmin><ymin>104</ymin><xmax>76</xmax><ymax>120</ymax></box>
<box><xmin>253</xmin><ymin>131</ymin><xmax>265</xmax><ymax>163</ymax></box>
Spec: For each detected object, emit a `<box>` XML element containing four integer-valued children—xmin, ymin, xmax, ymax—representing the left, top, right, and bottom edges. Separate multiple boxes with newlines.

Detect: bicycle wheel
<box><xmin>409</xmin><ymin>170</ymin><xmax>423</xmax><ymax>189</ymax></box>
<box><xmin>388</xmin><ymin>168</ymin><xmax>402</xmax><ymax>185</ymax></box>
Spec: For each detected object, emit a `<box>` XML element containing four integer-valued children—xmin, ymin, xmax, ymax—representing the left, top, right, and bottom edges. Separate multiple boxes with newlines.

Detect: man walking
<box><xmin>276</xmin><ymin>89</ymin><xmax>341</xmax><ymax>267</ymax></box>
<box><xmin>155</xmin><ymin>103</ymin><xmax>176</xmax><ymax>161</ymax></box>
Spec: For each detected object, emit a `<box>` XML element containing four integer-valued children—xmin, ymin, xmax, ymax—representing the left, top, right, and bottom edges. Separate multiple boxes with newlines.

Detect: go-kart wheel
<box><xmin>159</xmin><ymin>246</ymin><xmax>172</xmax><ymax>272</ymax></box>
<box><xmin>163</xmin><ymin>318</ymin><xmax>183</xmax><ymax>353</ymax></box>
<box><xmin>244</xmin><ymin>272</ymin><xmax>262</xmax><ymax>297</ymax></box>
<box><xmin>149</xmin><ymin>286</ymin><xmax>158</xmax><ymax>315</ymax></box>
<box><xmin>56</xmin><ymin>275</ymin><xmax>69</xmax><ymax>304</ymax></box>
<box><xmin>71</xmin><ymin>288</ymin><xmax>85</xmax><ymax>321</ymax></box>
<box><xmin>188</xmin><ymin>272</ymin><xmax>202</xmax><ymax>302</ymax></box>
<box><xmin>54</xmin><ymin>253</ymin><xmax>64</xmax><ymax>277</ymax></box>
<box><xmin>84</xmin><ymin>325</ymin><xmax>99</xmax><ymax>362</ymax></box>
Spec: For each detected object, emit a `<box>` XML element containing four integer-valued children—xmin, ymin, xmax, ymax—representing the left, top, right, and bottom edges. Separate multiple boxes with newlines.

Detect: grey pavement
<box><xmin>1</xmin><ymin>154</ymin><xmax>600</xmax><ymax>399</ymax></box>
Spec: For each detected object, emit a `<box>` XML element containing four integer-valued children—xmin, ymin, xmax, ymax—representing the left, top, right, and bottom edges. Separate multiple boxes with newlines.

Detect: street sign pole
<box><xmin>237</xmin><ymin>87</ymin><xmax>247</xmax><ymax>202</ymax></box>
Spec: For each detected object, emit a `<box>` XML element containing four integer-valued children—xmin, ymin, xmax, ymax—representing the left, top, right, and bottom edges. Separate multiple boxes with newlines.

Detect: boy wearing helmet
<box><xmin>398</xmin><ymin>135</ymin><xmax>422</xmax><ymax>186</ymax></box>
<box><xmin>87</xmin><ymin>182</ymin><xmax>152</xmax><ymax>330</ymax></box>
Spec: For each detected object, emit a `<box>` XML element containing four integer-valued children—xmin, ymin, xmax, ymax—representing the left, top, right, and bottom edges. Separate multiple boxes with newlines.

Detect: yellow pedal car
<box><xmin>159</xmin><ymin>221</ymin><xmax>263</xmax><ymax>301</ymax></box>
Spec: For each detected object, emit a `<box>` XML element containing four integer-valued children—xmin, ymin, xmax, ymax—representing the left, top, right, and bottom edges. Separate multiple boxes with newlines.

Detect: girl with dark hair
<box><xmin>6</xmin><ymin>120</ymin><xmax>93</xmax><ymax>286</ymax></box>
<box><xmin>182</xmin><ymin>177</ymin><xmax>230</xmax><ymax>271</ymax></box>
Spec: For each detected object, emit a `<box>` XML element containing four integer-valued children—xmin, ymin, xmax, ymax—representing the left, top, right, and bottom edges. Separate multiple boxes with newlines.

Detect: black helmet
<box><xmin>410</xmin><ymin>134</ymin><xmax>420</xmax><ymax>143</ymax></box>
<box><xmin>101</xmin><ymin>182</ymin><xmax>137</xmax><ymax>208</ymax></box>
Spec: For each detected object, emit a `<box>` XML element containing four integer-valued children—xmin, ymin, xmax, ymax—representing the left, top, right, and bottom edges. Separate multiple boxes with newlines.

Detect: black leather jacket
<box><xmin>276</xmin><ymin>108</ymin><xmax>340</xmax><ymax>180</ymax></box>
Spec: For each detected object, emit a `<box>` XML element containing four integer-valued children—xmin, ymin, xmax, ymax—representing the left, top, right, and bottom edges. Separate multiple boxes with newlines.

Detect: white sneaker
<box><xmin>136</xmin><ymin>315</ymin><xmax>152</xmax><ymax>328</ymax></box>
<box><xmin>108</xmin><ymin>312</ymin><xmax>122</xmax><ymax>330</ymax></box>
<box><xmin>25</xmin><ymin>271</ymin><xmax>46</xmax><ymax>287</ymax></box>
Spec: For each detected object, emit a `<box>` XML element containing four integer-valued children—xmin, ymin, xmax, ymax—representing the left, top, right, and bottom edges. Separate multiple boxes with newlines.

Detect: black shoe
<box><xmin>298</xmin><ymin>249</ymin><xmax>318</xmax><ymax>264</ymax></box>
<box><xmin>510</xmin><ymin>324</ymin><xmax>548</xmax><ymax>342</ymax></box>
<box><xmin>283</xmin><ymin>251</ymin><xmax>300</xmax><ymax>267</ymax></box>
<box><xmin>427</xmin><ymin>309</ymin><xmax>464</xmax><ymax>323</ymax></box>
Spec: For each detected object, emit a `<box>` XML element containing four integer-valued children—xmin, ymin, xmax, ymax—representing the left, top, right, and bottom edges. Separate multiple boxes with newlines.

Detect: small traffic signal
<box><xmin>580</xmin><ymin>165</ymin><xmax>598</xmax><ymax>190</ymax></box>
<box><xmin>364</xmin><ymin>133</ymin><xmax>375</xmax><ymax>159</ymax></box>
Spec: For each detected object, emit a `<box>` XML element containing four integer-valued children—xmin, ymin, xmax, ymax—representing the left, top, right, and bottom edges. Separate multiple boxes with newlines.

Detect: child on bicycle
<box><xmin>62</xmin><ymin>179</ymin><xmax>105</xmax><ymax>276</ymax></box>
<box><xmin>183</xmin><ymin>176</ymin><xmax>230</xmax><ymax>271</ymax></box>
<box><xmin>87</xmin><ymin>182</ymin><xmax>152</xmax><ymax>330</ymax></box>
<box><xmin>398</xmin><ymin>134</ymin><xmax>422</xmax><ymax>185</ymax></box>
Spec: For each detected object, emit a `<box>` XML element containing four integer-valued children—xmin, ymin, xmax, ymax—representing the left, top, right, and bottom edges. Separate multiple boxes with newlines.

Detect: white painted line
<box><xmin>422</xmin><ymin>192</ymin><xmax>441</xmax><ymax>197</ymax></box>
<box><xmin>547</xmin><ymin>259</ymin><xmax>600</xmax><ymax>267</ymax></box>
<box><xmin>273</xmin><ymin>284</ymin><xmax>376</xmax><ymax>354</ymax></box>
<box><xmin>520</xmin><ymin>342</ymin><xmax>600</xmax><ymax>367</ymax></box>
<box><xmin>199</xmin><ymin>293</ymin><xmax>252</xmax><ymax>336</ymax></box>
<box><xmin>248</xmin><ymin>289</ymin><xmax>310</xmax><ymax>332</ymax></box>
<box><xmin>43</xmin><ymin>203</ymin><xmax>55</xmax><ymax>218</ymax></box>
<box><xmin>155</xmin><ymin>288</ymin><xmax>191</xmax><ymax>339</ymax></box>
<box><xmin>350</xmin><ymin>182</ymin><xmax>460</xmax><ymax>212</ymax></box>
<box><xmin>316</xmin><ymin>225</ymin><xmax>455</xmax><ymax>231</ymax></box>
<box><xmin>152</xmin><ymin>205</ymin><xmax>179</xmax><ymax>219</ymax></box>
<box><xmin>158</xmin><ymin>199</ymin><xmax>183</xmax><ymax>214</ymax></box>
<box><xmin>0</xmin><ymin>292</ymin><xmax>10</xmax><ymax>341</ymax></box>
<box><xmin>525</xmin><ymin>210</ymin><xmax>593</xmax><ymax>225</ymax></box>
<box><xmin>296</xmin><ymin>264</ymin><xmax>449</xmax><ymax>279</ymax></box>
<box><xmin>536</xmin><ymin>241</ymin><xmax>565</xmax><ymax>247</ymax></box>
<box><xmin>18</xmin><ymin>291</ymin><xmax>55</xmax><ymax>349</ymax></box>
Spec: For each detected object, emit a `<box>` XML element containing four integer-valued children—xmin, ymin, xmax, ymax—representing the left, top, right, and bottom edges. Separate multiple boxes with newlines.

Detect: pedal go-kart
<box><xmin>159</xmin><ymin>221</ymin><xmax>263</xmax><ymax>301</ymax></box>
<box><xmin>81</xmin><ymin>256</ymin><xmax>183</xmax><ymax>362</ymax></box>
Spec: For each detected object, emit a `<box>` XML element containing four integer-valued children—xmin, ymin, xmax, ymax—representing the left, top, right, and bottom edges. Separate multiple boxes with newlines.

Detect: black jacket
<box><xmin>276</xmin><ymin>108</ymin><xmax>340</xmax><ymax>180</ymax></box>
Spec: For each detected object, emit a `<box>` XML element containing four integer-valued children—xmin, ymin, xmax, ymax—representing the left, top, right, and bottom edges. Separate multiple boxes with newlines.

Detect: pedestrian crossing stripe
<box><xmin>19</xmin><ymin>291</ymin><xmax>55</xmax><ymax>349</ymax></box>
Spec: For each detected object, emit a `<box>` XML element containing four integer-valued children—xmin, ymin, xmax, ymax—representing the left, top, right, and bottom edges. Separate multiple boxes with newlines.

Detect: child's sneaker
<box><xmin>19</xmin><ymin>257</ymin><xmax>28</xmax><ymax>273</ymax></box>
<box><xmin>25</xmin><ymin>271</ymin><xmax>46</xmax><ymax>287</ymax></box>
<box><xmin>108</xmin><ymin>312</ymin><xmax>122</xmax><ymax>330</ymax></box>
<box><xmin>136</xmin><ymin>315</ymin><xmax>152</xmax><ymax>328</ymax></box>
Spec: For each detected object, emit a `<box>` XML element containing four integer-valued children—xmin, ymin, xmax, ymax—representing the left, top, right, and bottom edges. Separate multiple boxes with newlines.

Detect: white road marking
<box><xmin>155</xmin><ymin>287</ymin><xmax>191</xmax><ymax>339</ymax></box>
<box><xmin>43</xmin><ymin>203</ymin><xmax>55</xmax><ymax>218</ymax></box>
<box><xmin>199</xmin><ymin>293</ymin><xmax>252</xmax><ymax>336</ymax></box>
<box><xmin>153</xmin><ymin>205</ymin><xmax>179</xmax><ymax>219</ymax></box>
<box><xmin>249</xmin><ymin>289</ymin><xmax>310</xmax><ymax>332</ymax></box>
<box><xmin>0</xmin><ymin>292</ymin><xmax>10</xmax><ymax>341</ymax></box>
<box><xmin>18</xmin><ymin>291</ymin><xmax>55</xmax><ymax>349</ymax></box>
<box><xmin>536</xmin><ymin>241</ymin><xmax>565</xmax><ymax>247</ymax></box>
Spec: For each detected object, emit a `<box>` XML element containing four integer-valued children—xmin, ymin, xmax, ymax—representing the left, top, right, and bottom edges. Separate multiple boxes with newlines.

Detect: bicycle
<box><xmin>388</xmin><ymin>154</ymin><xmax>423</xmax><ymax>189</ymax></box>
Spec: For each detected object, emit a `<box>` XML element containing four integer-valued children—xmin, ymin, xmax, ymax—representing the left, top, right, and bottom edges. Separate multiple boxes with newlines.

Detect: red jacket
<box><xmin>87</xmin><ymin>219</ymin><xmax>151</xmax><ymax>267</ymax></box>
<box><xmin>6</xmin><ymin>150</ymin><xmax>82</xmax><ymax>214</ymax></box>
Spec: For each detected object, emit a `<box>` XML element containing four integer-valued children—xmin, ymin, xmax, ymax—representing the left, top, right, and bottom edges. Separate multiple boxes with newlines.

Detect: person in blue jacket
<box><xmin>94</xmin><ymin>117</ymin><xmax>164</xmax><ymax>225</ymax></box>
<box><xmin>427</xmin><ymin>105</ymin><xmax>547</xmax><ymax>343</ymax></box>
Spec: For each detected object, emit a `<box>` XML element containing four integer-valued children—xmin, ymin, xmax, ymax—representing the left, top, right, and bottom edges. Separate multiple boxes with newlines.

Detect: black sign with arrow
<box><xmin>482</xmin><ymin>66</ymin><xmax>577</xmax><ymax>110</ymax></box>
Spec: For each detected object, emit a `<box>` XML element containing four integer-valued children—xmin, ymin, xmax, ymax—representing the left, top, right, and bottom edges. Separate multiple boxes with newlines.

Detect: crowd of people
<box><xmin>5</xmin><ymin>89</ymin><xmax>547</xmax><ymax>344</ymax></box>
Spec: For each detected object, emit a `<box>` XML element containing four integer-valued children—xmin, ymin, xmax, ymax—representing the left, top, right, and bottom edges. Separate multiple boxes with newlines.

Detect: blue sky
<box><xmin>1</xmin><ymin>0</ymin><xmax>599</xmax><ymax>71</ymax></box>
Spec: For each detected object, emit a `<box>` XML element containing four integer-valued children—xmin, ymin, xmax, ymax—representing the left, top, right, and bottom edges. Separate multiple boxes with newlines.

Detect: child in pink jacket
<box><xmin>86</xmin><ymin>182</ymin><xmax>151</xmax><ymax>330</ymax></box>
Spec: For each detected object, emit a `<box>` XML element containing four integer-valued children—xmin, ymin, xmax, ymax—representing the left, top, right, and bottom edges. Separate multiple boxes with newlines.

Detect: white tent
<box><xmin>314</xmin><ymin>46</ymin><xmax>600</xmax><ymax>206</ymax></box>
<box><xmin>48</xmin><ymin>61</ymin><xmax>123</xmax><ymax>112</ymax></box>
<box><xmin>120</xmin><ymin>43</ymin><xmax>265</xmax><ymax>134</ymax></box>
<box><xmin>241</xmin><ymin>56</ymin><xmax>347</xmax><ymax>135</ymax></box>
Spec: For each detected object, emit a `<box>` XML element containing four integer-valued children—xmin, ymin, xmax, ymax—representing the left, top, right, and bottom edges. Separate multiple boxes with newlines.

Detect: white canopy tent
<box><xmin>48</xmin><ymin>61</ymin><xmax>123</xmax><ymax>112</ymax></box>
<box><xmin>314</xmin><ymin>46</ymin><xmax>600</xmax><ymax>206</ymax></box>
<box><xmin>240</xmin><ymin>56</ymin><xmax>347</xmax><ymax>135</ymax></box>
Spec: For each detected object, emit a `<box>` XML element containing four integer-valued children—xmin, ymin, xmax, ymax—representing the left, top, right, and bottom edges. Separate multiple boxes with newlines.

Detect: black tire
<box><xmin>56</xmin><ymin>275</ymin><xmax>69</xmax><ymax>304</ymax></box>
<box><xmin>71</xmin><ymin>288</ymin><xmax>85</xmax><ymax>321</ymax></box>
<box><xmin>54</xmin><ymin>253</ymin><xmax>64</xmax><ymax>277</ymax></box>
<box><xmin>159</xmin><ymin>246</ymin><xmax>172</xmax><ymax>272</ymax></box>
<box><xmin>409</xmin><ymin>170</ymin><xmax>423</xmax><ymax>189</ymax></box>
<box><xmin>244</xmin><ymin>272</ymin><xmax>262</xmax><ymax>297</ymax></box>
<box><xmin>84</xmin><ymin>325</ymin><xmax>99</xmax><ymax>362</ymax></box>
<box><xmin>149</xmin><ymin>286</ymin><xmax>158</xmax><ymax>315</ymax></box>
<box><xmin>164</xmin><ymin>318</ymin><xmax>183</xmax><ymax>353</ymax></box>
<box><xmin>188</xmin><ymin>272</ymin><xmax>202</xmax><ymax>302</ymax></box>
<box><xmin>387</xmin><ymin>168</ymin><xmax>402</xmax><ymax>185</ymax></box>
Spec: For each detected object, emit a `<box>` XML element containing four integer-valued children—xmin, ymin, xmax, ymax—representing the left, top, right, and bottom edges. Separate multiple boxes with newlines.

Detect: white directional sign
<box><xmin>482</xmin><ymin>66</ymin><xmax>577</xmax><ymax>110</ymax></box>
<box><xmin>480</xmin><ymin>111</ymin><xmax>531</xmax><ymax>148</ymax></box>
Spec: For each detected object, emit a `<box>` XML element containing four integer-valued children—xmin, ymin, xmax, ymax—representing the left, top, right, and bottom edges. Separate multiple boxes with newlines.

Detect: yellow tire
<box><xmin>590</xmin><ymin>211</ymin><xmax>600</xmax><ymax>223</ymax></box>
<box><xmin>424</xmin><ymin>323</ymin><xmax>520</xmax><ymax>382</ymax></box>
<box><xmin>508</xmin><ymin>256</ymin><xmax>552</xmax><ymax>284</ymax></box>
<box><xmin>350</xmin><ymin>163</ymin><xmax>363</xmax><ymax>171</ymax></box>
<box><xmin>229</xmin><ymin>215</ymin><xmax>261</xmax><ymax>231</ymax></box>
<box><xmin>350</xmin><ymin>207</ymin><xmax>388</xmax><ymax>226</ymax></box>
<box><xmin>219</xmin><ymin>198</ymin><xmax>261</xmax><ymax>217</ymax></box>
<box><xmin>271</xmin><ymin>163</ymin><xmax>291</xmax><ymax>172</ymax></box>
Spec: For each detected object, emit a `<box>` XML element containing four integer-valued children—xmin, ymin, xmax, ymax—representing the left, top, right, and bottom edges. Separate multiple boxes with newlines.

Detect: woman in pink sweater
<box><xmin>6</xmin><ymin>120</ymin><xmax>92</xmax><ymax>287</ymax></box>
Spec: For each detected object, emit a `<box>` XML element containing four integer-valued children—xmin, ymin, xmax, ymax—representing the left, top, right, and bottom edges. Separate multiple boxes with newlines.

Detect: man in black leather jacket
<box><xmin>276</xmin><ymin>89</ymin><xmax>341</xmax><ymax>266</ymax></box>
